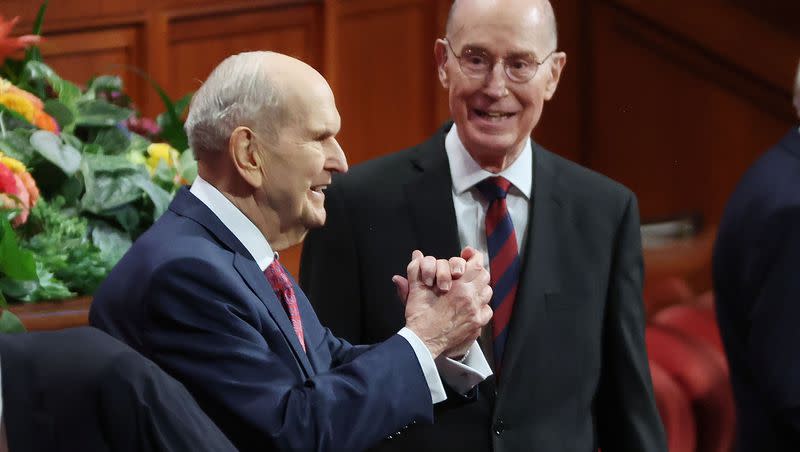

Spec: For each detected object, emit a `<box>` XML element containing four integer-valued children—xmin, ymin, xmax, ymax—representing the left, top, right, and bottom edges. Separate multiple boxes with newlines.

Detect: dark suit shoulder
<box><xmin>538</xmin><ymin>146</ymin><xmax>635</xmax><ymax>218</ymax></box>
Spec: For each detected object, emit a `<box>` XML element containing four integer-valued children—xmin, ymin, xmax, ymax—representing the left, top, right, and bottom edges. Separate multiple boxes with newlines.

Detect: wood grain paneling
<box><xmin>587</xmin><ymin>1</ymin><xmax>797</xmax><ymax>224</ymax></box>
<box><xmin>40</xmin><ymin>27</ymin><xmax>144</xmax><ymax>102</ymax></box>
<box><xmin>168</xmin><ymin>3</ymin><xmax>322</xmax><ymax>101</ymax></box>
<box><xmin>332</xmin><ymin>0</ymin><xmax>439</xmax><ymax>165</ymax></box>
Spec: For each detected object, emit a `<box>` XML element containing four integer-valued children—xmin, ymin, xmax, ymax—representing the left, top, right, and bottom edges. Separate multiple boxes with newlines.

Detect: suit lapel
<box><xmin>495</xmin><ymin>145</ymin><xmax>565</xmax><ymax>407</ymax></box>
<box><xmin>170</xmin><ymin>188</ymin><xmax>315</xmax><ymax>378</ymax></box>
<box><xmin>404</xmin><ymin>125</ymin><xmax>462</xmax><ymax>259</ymax></box>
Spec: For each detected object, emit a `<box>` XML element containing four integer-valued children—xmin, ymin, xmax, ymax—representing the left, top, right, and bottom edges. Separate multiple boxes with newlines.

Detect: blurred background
<box><xmin>1</xmin><ymin>2</ymin><xmax>797</xmax><ymax>450</ymax></box>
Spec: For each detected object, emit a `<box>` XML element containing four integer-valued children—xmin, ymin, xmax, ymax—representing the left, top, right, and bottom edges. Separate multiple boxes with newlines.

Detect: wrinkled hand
<box><xmin>399</xmin><ymin>247</ymin><xmax>492</xmax><ymax>359</ymax></box>
<box><xmin>392</xmin><ymin>251</ymin><xmax>467</xmax><ymax>301</ymax></box>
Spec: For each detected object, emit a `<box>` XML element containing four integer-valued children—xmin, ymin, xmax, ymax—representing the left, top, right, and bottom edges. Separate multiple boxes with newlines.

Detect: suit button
<box><xmin>494</xmin><ymin>420</ymin><xmax>505</xmax><ymax>436</ymax></box>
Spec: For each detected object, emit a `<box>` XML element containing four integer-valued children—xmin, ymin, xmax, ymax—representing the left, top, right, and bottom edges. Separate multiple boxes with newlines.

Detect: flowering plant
<box><xmin>0</xmin><ymin>3</ymin><xmax>196</xmax><ymax>322</ymax></box>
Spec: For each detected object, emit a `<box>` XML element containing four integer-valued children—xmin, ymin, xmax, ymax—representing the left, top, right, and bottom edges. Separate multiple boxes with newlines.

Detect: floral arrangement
<box><xmin>0</xmin><ymin>4</ymin><xmax>196</xmax><ymax>332</ymax></box>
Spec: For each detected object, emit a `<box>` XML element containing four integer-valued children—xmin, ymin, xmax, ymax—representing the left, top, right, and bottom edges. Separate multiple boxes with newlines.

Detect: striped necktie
<box><xmin>476</xmin><ymin>176</ymin><xmax>521</xmax><ymax>374</ymax></box>
<box><xmin>264</xmin><ymin>260</ymin><xmax>306</xmax><ymax>351</ymax></box>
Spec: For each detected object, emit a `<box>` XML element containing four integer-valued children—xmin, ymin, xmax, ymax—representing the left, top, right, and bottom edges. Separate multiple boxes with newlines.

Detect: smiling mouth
<box><xmin>474</xmin><ymin>109</ymin><xmax>515</xmax><ymax>120</ymax></box>
<box><xmin>310</xmin><ymin>184</ymin><xmax>329</xmax><ymax>194</ymax></box>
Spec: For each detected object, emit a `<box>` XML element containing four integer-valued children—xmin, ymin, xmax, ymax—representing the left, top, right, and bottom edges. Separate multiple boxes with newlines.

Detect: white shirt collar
<box><xmin>445</xmin><ymin>123</ymin><xmax>533</xmax><ymax>198</ymax></box>
<box><xmin>190</xmin><ymin>176</ymin><xmax>275</xmax><ymax>270</ymax></box>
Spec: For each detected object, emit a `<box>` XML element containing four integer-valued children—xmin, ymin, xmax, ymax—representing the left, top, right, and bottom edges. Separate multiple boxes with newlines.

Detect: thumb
<box><xmin>392</xmin><ymin>275</ymin><xmax>410</xmax><ymax>304</ymax></box>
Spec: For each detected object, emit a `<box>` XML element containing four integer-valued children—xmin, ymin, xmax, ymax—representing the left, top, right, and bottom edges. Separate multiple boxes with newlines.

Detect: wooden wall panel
<box><xmin>332</xmin><ymin>0</ymin><xmax>439</xmax><ymax>165</ymax></box>
<box><xmin>40</xmin><ymin>27</ymin><xmax>144</xmax><ymax>102</ymax></box>
<box><xmin>587</xmin><ymin>1</ymin><xmax>798</xmax><ymax>224</ymax></box>
<box><xmin>167</xmin><ymin>3</ymin><xmax>322</xmax><ymax>101</ymax></box>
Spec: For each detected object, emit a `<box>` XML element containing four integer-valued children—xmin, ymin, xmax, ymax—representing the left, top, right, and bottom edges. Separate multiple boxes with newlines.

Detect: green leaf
<box><xmin>0</xmin><ymin>310</ymin><xmax>26</xmax><ymax>334</ymax></box>
<box><xmin>0</xmin><ymin>219</ymin><xmax>37</xmax><ymax>281</ymax></box>
<box><xmin>94</xmin><ymin>127</ymin><xmax>131</xmax><ymax>154</ymax></box>
<box><xmin>80</xmin><ymin>155</ymin><xmax>147</xmax><ymax>213</ymax></box>
<box><xmin>0</xmin><ymin>105</ymin><xmax>36</xmax><ymax>131</ymax></box>
<box><xmin>23</xmin><ymin>61</ymin><xmax>81</xmax><ymax>109</ymax></box>
<box><xmin>74</xmin><ymin>100</ymin><xmax>132</xmax><ymax>127</ymax></box>
<box><xmin>0</xmin><ymin>129</ymin><xmax>36</xmax><ymax>165</ymax></box>
<box><xmin>86</xmin><ymin>75</ymin><xmax>123</xmax><ymax>98</ymax></box>
<box><xmin>23</xmin><ymin>1</ymin><xmax>48</xmax><ymax>65</ymax></box>
<box><xmin>91</xmin><ymin>222</ymin><xmax>132</xmax><ymax>267</ymax></box>
<box><xmin>0</xmin><ymin>261</ymin><xmax>74</xmax><ymax>302</ymax></box>
<box><xmin>177</xmin><ymin>148</ymin><xmax>198</xmax><ymax>184</ymax></box>
<box><xmin>60</xmin><ymin>132</ymin><xmax>84</xmax><ymax>151</ymax></box>
<box><xmin>30</xmin><ymin>130</ymin><xmax>82</xmax><ymax>175</ymax></box>
<box><xmin>133</xmin><ymin>177</ymin><xmax>171</xmax><ymax>219</ymax></box>
<box><xmin>44</xmin><ymin>98</ymin><xmax>74</xmax><ymax>130</ymax></box>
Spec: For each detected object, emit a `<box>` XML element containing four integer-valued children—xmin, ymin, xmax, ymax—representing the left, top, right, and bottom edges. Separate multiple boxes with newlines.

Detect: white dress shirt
<box><xmin>190</xmin><ymin>176</ymin><xmax>490</xmax><ymax>402</ymax></box>
<box><xmin>445</xmin><ymin>124</ymin><xmax>533</xmax><ymax>368</ymax></box>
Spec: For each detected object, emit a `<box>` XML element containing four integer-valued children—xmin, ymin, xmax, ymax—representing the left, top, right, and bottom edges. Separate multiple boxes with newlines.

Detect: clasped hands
<box><xmin>393</xmin><ymin>247</ymin><xmax>493</xmax><ymax>360</ymax></box>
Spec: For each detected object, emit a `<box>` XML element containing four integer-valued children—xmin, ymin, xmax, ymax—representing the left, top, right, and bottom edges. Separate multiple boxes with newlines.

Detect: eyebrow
<box><xmin>461</xmin><ymin>45</ymin><xmax>538</xmax><ymax>60</ymax></box>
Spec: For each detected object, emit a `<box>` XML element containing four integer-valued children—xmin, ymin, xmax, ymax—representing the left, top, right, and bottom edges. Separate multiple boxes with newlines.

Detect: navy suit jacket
<box><xmin>713</xmin><ymin>127</ymin><xmax>800</xmax><ymax>451</ymax></box>
<box><xmin>0</xmin><ymin>327</ymin><xmax>236</xmax><ymax>452</ymax></box>
<box><xmin>90</xmin><ymin>188</ymin><xmax>433</xmax><ymax>452</ymax></box>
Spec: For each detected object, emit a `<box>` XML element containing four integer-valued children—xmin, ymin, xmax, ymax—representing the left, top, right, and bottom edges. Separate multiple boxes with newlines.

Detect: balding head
<box><xmin>446</xmin><ymin>0</ymin><xmax>558</xmax><ymax>49</ymax></box>
<box><xmin>185</xmin><ymin>51</ymin><xmax>329</xmax><ymax>160</ymax></box>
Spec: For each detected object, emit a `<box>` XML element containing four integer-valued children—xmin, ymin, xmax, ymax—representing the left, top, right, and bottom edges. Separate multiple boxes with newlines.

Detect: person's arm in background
<box><xmin>596</xmin><ymin>192</ymin><xmax>668</xmax><ymax>452</ymax></box>
<box><xmin>745</xmin><ymin>206</ymin><xmax>800</xmax><ymax>432</ymax></box>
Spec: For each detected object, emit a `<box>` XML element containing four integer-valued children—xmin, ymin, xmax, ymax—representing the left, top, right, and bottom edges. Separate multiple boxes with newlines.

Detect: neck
<box><xmin>470</xmin><ymin>144</ymin><xmax>525</xmax><ymax>173</ymax></box>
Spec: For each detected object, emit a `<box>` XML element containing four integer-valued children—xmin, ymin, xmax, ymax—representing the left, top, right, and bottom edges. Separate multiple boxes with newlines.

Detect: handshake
<box><xmin>393</xmin><ymin>247</ymin><xmax>493</xmax><ymax>360</ymax></box>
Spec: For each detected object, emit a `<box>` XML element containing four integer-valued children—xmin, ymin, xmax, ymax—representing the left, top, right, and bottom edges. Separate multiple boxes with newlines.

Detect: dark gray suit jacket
<box><xmin>300</xmin><ymin>124</ymin><xmax>666</xmax><ymax>451</ymax></box>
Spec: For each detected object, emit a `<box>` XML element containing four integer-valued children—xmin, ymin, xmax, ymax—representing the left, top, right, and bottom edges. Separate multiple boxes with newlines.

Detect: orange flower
<box><xmin>0</xmin><ymin>154</ymin><xmax>38</xmax><ymax>226</ymax></box>
<box><xmin>33</xmin><ymin>110</ymin><xmax>58</xmax><ymax>132</ymax></box>
<box><xmin>0</xmin><ymin>16</ymin><xmax>41</xmax><ymax>62</ymax></box>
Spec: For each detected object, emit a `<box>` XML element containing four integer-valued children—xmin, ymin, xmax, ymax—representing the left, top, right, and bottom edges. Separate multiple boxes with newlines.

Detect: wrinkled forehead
<box><xmin>449</xmin><ymin>0</ymin><xmax>554</xmax><ymax>55</ymax></box>
<box><xmin>282</xmin><ymin>74</ymin><xmax>341</xmax><ymax>133</ymax></box>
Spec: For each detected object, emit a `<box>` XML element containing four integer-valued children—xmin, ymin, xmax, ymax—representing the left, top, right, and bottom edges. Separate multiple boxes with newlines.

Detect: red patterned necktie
<box><xmin>476</xmin><ymin>176</ymin><xmax>521</xmax><ymax>374</ymax></box>
<box><xmin>264</xmin><ymin>260</ymin><xmax>306</xmax><ymax>351</ymax></box>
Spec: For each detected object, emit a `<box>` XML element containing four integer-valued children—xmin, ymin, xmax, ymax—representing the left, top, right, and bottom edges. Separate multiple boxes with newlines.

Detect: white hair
<box><xmin>794</xmin><ymin>58</ymin><xmax>800</xmax><ymax>119</ymax></box>
<box><xmin>185</xmin><ymin>51</ymin><xmax>285</xmax><ymax>159</ymax></box>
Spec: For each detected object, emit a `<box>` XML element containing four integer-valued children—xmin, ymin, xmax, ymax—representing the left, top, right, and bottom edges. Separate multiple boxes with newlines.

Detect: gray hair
<box><xmin>185</xmin><ymin>51</ymin><xmax>285</xmax><ymax>159</ymax></box>
<box><xmin>794</xmin><ymin>58</ymin><xmax>800</xmax><ymax>119</ymax></box>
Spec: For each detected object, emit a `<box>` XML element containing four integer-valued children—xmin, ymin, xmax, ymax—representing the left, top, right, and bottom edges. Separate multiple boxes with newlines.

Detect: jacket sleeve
<box><xmin>596</xmin><ymin>192</ymin><xmax>668</xmax><ymax>451</ymax></box>
<box><xmin>141</xmin><ymin>256</ymin><xmax>433</xmax><ymax>452</ymax></box>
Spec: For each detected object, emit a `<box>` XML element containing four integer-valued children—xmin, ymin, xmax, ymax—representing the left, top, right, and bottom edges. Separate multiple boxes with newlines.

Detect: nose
<box><xmin>482</xmin><ymin>61</ymin><xmax>508</xmax><ymax>99</ymax></box>
<box><xmin>325</xmin><ymin>138</ymin><xmax>348</xmax><ymax>174</ymax></box>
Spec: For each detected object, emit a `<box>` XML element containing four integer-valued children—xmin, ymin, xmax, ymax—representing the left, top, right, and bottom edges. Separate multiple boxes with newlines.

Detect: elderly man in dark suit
<box><xmin>713</xmin><ymin>59</ymin><xmax>800</xmax><ymax>451</ymax></box>
<box><xmin>300</xmin><ymin>0</ymin><xmax>667</xmax><ymax>450</ymax></box>
<box><xmin>0</xmin><ymin>326</ymin><xmax>236</xmax><ymax>452</ymax></box>
<box><xmin>91</xmin><ymin>51</ymin><xmax>494</xmax><ymax>452</ymax></box>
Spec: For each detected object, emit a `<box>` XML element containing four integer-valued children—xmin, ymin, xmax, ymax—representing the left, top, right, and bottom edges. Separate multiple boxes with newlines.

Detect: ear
<box><xmin>542</xmin><ymin>51</ymin><xmax>567</xmax><ymax>101</ymax></box>
<box><xmin>229</xmin><ymin>126</ymin><xmax>263</xmax><ymax>189</ymax></box>
<box><xmin>434</xmin><ymin>39</ymin><xmax>450</xmax><ymax>89</ymax></box>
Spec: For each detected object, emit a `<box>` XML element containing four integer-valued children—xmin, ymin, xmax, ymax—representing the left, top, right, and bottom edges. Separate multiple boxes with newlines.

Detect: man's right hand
<box><xmin>402</xmin><ymin>248</ymin><xmax>493</xmax><ymax>359</ymax></box>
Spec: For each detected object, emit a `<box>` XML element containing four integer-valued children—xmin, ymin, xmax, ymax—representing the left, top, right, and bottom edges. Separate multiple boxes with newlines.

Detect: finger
<box><xmin>480</xmin><ymin>285</ymin><xmax>493</xmax><ymax>305</ymax></box>
<box><xmin>479</xmin><ymin>304</ymin><xmax>493</xmax><ymax>325</ymax></box>
<box><xmin>436</xmin><ymin>259</ymin><xmax>452</xmax><ymax>292</ymax></box>
<box><xmin>392</xmin><ymin>275</ymin><xmax>410</xmax><ymax>304</ymax></box>
<box><xmin>406</xmin><ymin>255</ymin><xmax>421</xmax><ymax>285</ymax></box>
<box><xmin>461</xmin><ymin>246</ymin><xmax>478</xmax><ymax>260</ymax></box>
<box><xmin>420</xmin><ymin>255</ymin><xmax>437</xmax><ymax>287</ymax></box>
<box><xmin>448</xmin><ymin>257</ymin><xmax>466</xmax><ymax>278</ymax></box>
<box><xmin>412</xmin><ymin>249</ymin><xmax>424</xmax><ymax>261</ymax></box>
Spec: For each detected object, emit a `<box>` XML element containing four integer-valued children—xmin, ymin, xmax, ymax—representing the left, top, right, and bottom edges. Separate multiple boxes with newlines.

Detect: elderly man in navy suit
<box><xmin>91</xmin><ymin>51</ymin><xmax>494</xmax><ymax>452</ymax></box>
<box><xmin>713</xmin><ymin>59</ymin><xmax>800</xmax><ymax>451</ymax></box>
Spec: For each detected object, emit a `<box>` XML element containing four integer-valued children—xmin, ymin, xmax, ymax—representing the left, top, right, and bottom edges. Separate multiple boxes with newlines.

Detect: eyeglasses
<box><xmin>442</xmin><ymin>38</ymin><xmax>555</xmax><ymax>83</ymax></box>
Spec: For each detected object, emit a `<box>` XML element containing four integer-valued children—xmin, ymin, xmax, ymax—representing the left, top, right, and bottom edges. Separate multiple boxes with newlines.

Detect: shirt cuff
<box><xmin>397</xmin><ymin>327</ymin><xmax>447</xmax><ymax>404</ymax></box>
<box><xmin>435</xmin><ymin>341</ymin><xmax>493</xmax><ymax>395</ymax></box>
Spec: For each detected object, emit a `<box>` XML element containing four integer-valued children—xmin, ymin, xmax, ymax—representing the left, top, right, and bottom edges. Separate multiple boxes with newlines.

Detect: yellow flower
<box><xmin>0</xmin><ymin>152</ymin><xmax>26</xmax><ymax>174</ymax></box>
<box><xmin>0</xmin><ymin>91</ymin><xmax>36</xmax><ymax>123</ymax></box>
<box><xmin>146</xmin><ymin>143</ymin><xmax>179</xmax><ymax>174</ymax></box>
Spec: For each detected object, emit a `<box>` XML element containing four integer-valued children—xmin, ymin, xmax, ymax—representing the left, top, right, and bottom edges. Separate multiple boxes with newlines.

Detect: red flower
<box><xmin>0</xmin><ymin>16</ymin><xmax>41</xmax><ymax>61</ymax></box>
<box><xmin>0</xmin><ymin>162</ymin><xmax>18</xmax><ymax>196</ymax></box>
